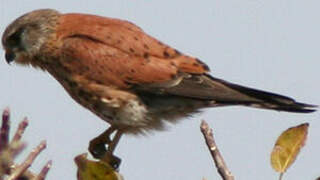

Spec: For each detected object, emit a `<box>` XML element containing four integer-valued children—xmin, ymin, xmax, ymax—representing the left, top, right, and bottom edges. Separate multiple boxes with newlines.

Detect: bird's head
<box><xmin>2</xmin><ymin>9</ymin><xmax>60</xmax><ymax>66</ymax></box>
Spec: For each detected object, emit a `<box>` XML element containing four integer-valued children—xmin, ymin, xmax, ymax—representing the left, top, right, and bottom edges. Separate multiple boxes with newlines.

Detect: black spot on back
<box><xmin>143</xmin><ymin>53</ymin><xmax>149</xmax><ymax>58</ymax></box>
<box><xmin>193</xmin><ymin>62</ymin><xmax>199</xmax><ymax>67</ymax></box>
<box><xmin>129</xmin><ymin>48</ymin><xmax>135</xmax><ymax>53</ymax></box>
<box><xmin>143</xmin><ymin>44</ymin><xmax>149</xmax><ymax>50</ymax></box>
<box><xmin>163</xmin><ymin>51</ymin><xmax>170</xmax><ymax>58</ymax></box>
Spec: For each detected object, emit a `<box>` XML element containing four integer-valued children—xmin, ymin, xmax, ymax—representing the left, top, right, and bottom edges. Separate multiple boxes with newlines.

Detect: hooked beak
<box><xmin>5</xmin><ymin>51</ymin><xmax>15</xmax><ymax>64</ymax></box>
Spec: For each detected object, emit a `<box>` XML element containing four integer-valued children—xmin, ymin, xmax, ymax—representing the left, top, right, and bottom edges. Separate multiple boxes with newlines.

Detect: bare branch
<box><xmin>279</xmin><ymin>173</ymin><xmax>284</xmax><ymax>180</ymax></box>
<box><xmin>200</xmin><ymin>120</ymin><xmax>234</xmax><ymax>180</ymax></box>
<box><xmin>0</xmin><ymin>108</ymin><xmax>52</xmax><ymax>179</ymax></box>
<box><xmin>12</xmin><ymin>117</ymin><xmax>28</xmax><ymax>143</ymax></box>
<box><xmin>0</xmin><ymin>108</ymin><xmax>10</xmax><ymax>151</ymax></box>
<box><xmin>35</xmin><ymin>160</ymin><xmax>53</xmax><ymax>180</ymax></box>
<box><xmin>8</xmin><ymin>140</ymin><xmax>47</xmax><ymax>180</ymax></box>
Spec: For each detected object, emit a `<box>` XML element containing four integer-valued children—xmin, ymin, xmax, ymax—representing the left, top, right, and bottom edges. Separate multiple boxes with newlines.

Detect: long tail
<box><xmin>207</xmin><ymin>76</ymin><xmax>317</xmax><ymax>113</ymax></box>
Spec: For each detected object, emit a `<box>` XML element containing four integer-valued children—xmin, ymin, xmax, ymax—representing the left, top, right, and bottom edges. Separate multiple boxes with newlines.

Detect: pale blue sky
<box><xmin>1</xmin><ymin>0</ymin><xmax>319</xmax><ymax>180</ymax></box>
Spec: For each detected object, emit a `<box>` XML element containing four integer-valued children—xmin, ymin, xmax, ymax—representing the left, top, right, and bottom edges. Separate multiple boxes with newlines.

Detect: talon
<box><xmin>102</xmin><ymin>153</ymin><xmax>122</xmax><ymax>170</ymax></box>
<box><xmin>88</xmin><ymin>127</ymin><xmax>123</xmax><ymax>160</ymax></box>
<box><xmin>89</xmin><ymin>127</ymin><xmax>115</xmax><ymax>159</ymax></box>
<box><xmin>89</xmin><ymin>141</ymin><xmax>107</xmax><ymax>159</ymax></box>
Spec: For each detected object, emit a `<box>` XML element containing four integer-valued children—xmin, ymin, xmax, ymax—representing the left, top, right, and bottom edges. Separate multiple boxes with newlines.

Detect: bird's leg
<box><xmin>107</xmin><ymin>130</ymin><xmax>123</xmax><ymax>154</ymax></box>
<box><xmin>102</xmin><ymin>130</ymin><xmax>123</xmax><ymax>169</ymax></box>
<box><xmin>88</xmin><ymin>127</ymin><xmax>123</xmax><ymax>169</ymax></box>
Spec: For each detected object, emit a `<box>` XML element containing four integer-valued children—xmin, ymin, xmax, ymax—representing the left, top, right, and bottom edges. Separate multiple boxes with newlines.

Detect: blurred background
<box><xmin>1</xmin><ymin>0</ymin><xmax>319</xmax><ymax>179</ymax></box>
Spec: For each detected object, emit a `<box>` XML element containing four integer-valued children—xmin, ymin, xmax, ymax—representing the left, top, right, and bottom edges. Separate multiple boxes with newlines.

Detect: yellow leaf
<box><xmin>270</xmin><ymin>123</ymin><xmax>309</xmax><ymax>173</ymax></box>
<box><xmin>75</xmin><ymin>153</ymin><xmax>123</xmax><ymax>180</ymax></box>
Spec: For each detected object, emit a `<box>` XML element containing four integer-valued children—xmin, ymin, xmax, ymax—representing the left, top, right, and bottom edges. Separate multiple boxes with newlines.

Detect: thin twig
<box><xmin>200</xmin><ymin>120</ymin><xmax>234</xmax><ymax>180</ymax></box>
<box><xmin>0</xmin><ymin>108</ymin><xmax>52</xmax><ymax>179</ymax></box>
<box><xmin>0</xmin><ymin>108</ymin><xmax>13</xmax><ymax>177</ymax></box>
<box><xmin>12</xmin><ymin>117</ymin><xmax>28</xmax><ymax>142</ymax></box>
<box><xmin>0</xmin><ymin>108</ymin><xmax>10</xmax><ymax>151</ymax></box>
<box><xmin>35</xmin><ymin>160</ymin><xmax>53</xmax><ymax>180</ymax></box>
<box><xmin>7</xmin><ymin>140</ymin><xmax>47</xmax><ymax>180</ymax></box>
<box><xmin>279</xmin><ymin>173</ymin><xmax>283</xmax><ymax>180</ymax></box>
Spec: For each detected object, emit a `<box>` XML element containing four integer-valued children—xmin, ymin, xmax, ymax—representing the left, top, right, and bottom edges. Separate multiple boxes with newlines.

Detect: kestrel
<box><xmin>2</xmin><ymin>9</ymin><xmax>316</xmax><ymax>160</ymax></box>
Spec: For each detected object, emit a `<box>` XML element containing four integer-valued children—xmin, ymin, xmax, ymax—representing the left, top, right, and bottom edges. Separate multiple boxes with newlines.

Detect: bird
<box><xmin>2</xmin><ymin>9</ymin><xmax>316</xmax><ymax>161</ymax></box>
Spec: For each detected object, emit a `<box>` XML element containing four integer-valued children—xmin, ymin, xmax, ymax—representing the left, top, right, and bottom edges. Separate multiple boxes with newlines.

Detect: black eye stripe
<box><xmin>7</xmin><ymin>27</ymin><xmax>24</xmax><ymax>45</ymax></box>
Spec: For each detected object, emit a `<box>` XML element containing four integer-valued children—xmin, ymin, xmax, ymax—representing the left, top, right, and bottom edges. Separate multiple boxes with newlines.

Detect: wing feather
<box><xmin>56</xmin><ymin>13</ymin><xmax>209</xmax><ymax>88</ymax></box>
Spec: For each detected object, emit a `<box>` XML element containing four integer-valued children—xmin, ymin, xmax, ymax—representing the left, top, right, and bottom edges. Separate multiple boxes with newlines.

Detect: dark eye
<box><xmin>6</xmin><ymin>27</ymin><xmax>24</xmax><ymax>48</ymax></box>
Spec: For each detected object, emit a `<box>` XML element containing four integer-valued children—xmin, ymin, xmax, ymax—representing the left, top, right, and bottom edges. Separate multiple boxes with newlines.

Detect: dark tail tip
<box><xmin>274</xmin><ymin>102</ymin><xmax>318</xmax><ymax>113</ymax></box>
<box><xmin>204</xmin><ymin>75</ymin><xmax>317</xmax><ymax>113</ymax></box>
<box><xmin>245</xmin><ymin>94</ymin><xmax>318</xmax><ymax>113</ymax></box>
